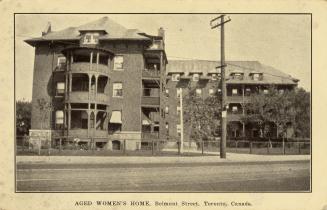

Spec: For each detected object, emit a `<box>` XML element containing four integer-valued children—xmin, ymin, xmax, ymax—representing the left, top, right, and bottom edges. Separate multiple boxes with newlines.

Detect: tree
<box><xmin>292</xmin><ymin>88</ymin><xmax>310</xmax><ymax>138</ymax></box>
<box><xmin>242</xmin><ymin>86</ymin><xmax>310</xmax><ymax>140</ymax></box>
<box><xmin>16</xmin><ymin>100</ymin><xmax>32</xmax><ymax>136</ymax></box>
<box><xmin>183</xmin><ymin>84</ymin><xmax>221</xmax><ymax>142</ymax></box>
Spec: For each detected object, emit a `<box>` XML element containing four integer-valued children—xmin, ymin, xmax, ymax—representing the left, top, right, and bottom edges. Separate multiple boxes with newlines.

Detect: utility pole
<box><xmin>210</xmin><ymin>14</ymin><xmax>231</xmax><ymax>159</ymax></box>
<box><xmin>179</xmin><ymin>88</ymin><xmax>184</xmax><ymax>154</ymax></box>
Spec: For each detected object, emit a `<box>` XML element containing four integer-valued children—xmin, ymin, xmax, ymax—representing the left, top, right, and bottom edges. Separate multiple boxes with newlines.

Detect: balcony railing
<box><xmin>142</xmin><ymin>69</ymin><xmax>160</xmax><ymax>78</ymax></box>
<box><xmin>67</xmin><ymin>91</ymin><xmax>109</xmax><ymax>104</ymax></box>
<box><xmin>70</xmin><ymin>62</ymin><xmax>109</xmax><ymax>75</ymax></box>
<box><xmin>143</xmin><ymin>88</ymin><xmax>160</xmax><ymax>97</ymax></box>
<box><xmin>142</xmin><ymin>88</ymin><xmax>160</xmax><ymax>105</ymax></box>
<box><xmin>226</xmin><ymin>95</ymin><xmax>243</xmax><ymax>103</ymax></box>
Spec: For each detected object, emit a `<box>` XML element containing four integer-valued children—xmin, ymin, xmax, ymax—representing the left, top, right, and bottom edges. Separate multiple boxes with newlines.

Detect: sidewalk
<box><xmin>16</xmin><ymin>153</ymin><xmax>310</xmax><ymax>165</ymax></box>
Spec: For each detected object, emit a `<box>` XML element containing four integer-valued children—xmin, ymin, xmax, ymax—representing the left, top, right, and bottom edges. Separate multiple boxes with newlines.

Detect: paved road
<box><xmin>16</xmin><ymin>160</ymin><xmax>310</xmax><ymax>192</ymax></box>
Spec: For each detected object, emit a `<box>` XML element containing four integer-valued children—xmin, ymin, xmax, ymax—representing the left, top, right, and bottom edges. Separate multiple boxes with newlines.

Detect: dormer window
<box><xmin>82</xmin><ymin>33</ymin><xmax>99</xmax><ymax>45</ymax></box>
<box><xmin>193</xmin><ymin>73</ymin><xmax>200</xmax><ymax>81</ymax></box>
<box><xmin>172</xmin><ymin>73</ymin><xmax>180</xmax><ymax>81</ymax></box>
<box><xmin>211</xmin><ymin>73</ymin><xmax>218</xmax><ymax>80</ymax></box>
<box><xmin>233</xmin><ymin>73</ymin><xmax>243</xmax><ymax>80</ymax></box>
<box><xmin>253</xmin><ymin>73</ymin><xmax>263</xmax><ymax>81</ymax></box>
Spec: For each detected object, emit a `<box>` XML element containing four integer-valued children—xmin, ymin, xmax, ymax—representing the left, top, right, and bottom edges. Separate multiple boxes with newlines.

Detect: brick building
<box><xmin>25</xmin><ymin>17</ymin><xmax>298</xmax><ymax>150</ymax></box>
<box><xmin>165</xmin><ymin>60</ymin><xmax>298</xmax><ymax>142</ymax></box>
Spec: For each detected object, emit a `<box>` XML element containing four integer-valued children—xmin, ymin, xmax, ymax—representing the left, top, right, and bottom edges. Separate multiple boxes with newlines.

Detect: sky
<box><xmin>15</xmin><ymin>14</ymin><xmax>311</xmax><ymax>101</ymax></box>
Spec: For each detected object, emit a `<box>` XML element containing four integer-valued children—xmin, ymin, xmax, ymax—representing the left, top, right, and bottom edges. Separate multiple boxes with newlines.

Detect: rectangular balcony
<box><xmin>142</xmin><ymin>88</ymin><xmax>160</xmax><ymax>106</ymax></box>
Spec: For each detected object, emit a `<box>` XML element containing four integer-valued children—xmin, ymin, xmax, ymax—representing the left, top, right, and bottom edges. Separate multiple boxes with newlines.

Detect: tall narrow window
<box><xmin>57</xmin><ymin>56</ymin><xmax>66</xmax><ymax>70</ymax></box>
<box><xmin>177</xmin><ymin>124</ymin><xmax>181</xmax><ymax>137</ymax></box>
<box><xmin>114</xmin><ymin>55</ymin><xmax>124</xmax><ymax>70</ymax></box>
<box><xmin>55</xmin><ymin>110</ymin><xmax>64</xmax><ymax>129</ymax></box>
<box><xmin>165</xmin><ymin>106</ymin><xmax>169</xmax><ymax>114</ymax></box>
<box><xmin>90</xmin><ymin>112</ymin><xmax>95</xmax><ymax>128</ymax></box>
<box><xmin>177</xmin><ymin>89</ymin><xmax>182</xmax><ymax>98</ymax></box>
<box><xmin>177</xmin><ymin>106</ymin><xmax>181</xmax><ymax>115</ymax></box>
<box><xmin>113</xmin><ymin>83</ymin><xmax>123</xmax><ymax>97</ymax></box>
<box><xmin>232</xmin><ymin>88</ymin><xmax>238</xmax><ymax>95</ymax></box>
<box><xmin>56</xmin><ymin>82</ymin><xmax>65</xmax><ymax>96</ymax></box>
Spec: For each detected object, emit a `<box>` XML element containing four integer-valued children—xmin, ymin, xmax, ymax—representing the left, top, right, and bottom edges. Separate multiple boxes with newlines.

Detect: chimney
<box><xmin>42</xmin><ymin>22</ymin><xmax>51</xmax><ymax>36</ymax></box>
<box><xmin>158</xmin><ymin>27</ymin><xmax>165</xmax><ymax>40</ymax></box>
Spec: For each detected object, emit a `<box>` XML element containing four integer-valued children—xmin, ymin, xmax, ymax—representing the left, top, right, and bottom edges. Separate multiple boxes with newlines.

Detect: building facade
<box><xmin>165</xmin><ymin>60</ymin><xmax>298</xmax><ymax>142</ymax></box>
<box><xmin>26</xmin><ymin>17</ymin><xmax>167</xmax><ymax>150</ymax></box>
<box><xmin>25</xmin><ymin>17</ymin><xmax>298</xmax><ymax>150</ymax></box>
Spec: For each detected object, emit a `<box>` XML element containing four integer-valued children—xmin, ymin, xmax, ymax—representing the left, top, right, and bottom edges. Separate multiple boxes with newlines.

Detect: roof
<box><xmin>25</xmin><ymin>17</ymin><xmax>151</xmax><ymax>46</ymax></box>
<box><xmin>166</xmin><ymin>60</ymin><xmax>298</xmax><ymax>85</ymax></box>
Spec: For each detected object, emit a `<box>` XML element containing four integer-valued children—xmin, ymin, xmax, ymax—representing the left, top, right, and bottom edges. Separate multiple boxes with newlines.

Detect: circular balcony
<box><xmin>66</xmin><ymin>91</ymin><xmax>109</xmax><ymax>104</ymax></box>
<box><xmin>70</xmin><ymin>62</ymin><xmax>109</xmax><ymax>76</ymax></box>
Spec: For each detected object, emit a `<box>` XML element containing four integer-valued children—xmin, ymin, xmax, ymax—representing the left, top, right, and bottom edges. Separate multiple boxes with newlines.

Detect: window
<box><xmin>245</xmin><ymin>88</ymin><xmax>251</xmax><ymax>95</ymax></box>
<box><xmin>177</xmin><ymin>106</ymin><xmax>181</xmax><ymax>115</ymax></box>
<box><xmin>172</xmin><ymin>73</ymin><xmax>180</xmax><ymax>81</ymax></box>
<box><xmin>176</xmin><ymin>89</ymin><xmax>182</xmax><ymax>98</ymax></box>
<box><xmin>114</xmin><ymin>55</ymin><xmax>124</xmax><ymax>70</ymax></box>
<box><xmin>153</xmin><ymin>122</ymin><xmax>160</xmax><ymax>132</ymax></box>
<box><xmin>232</xmin><ymin>88</ymin><xmax>238</xmax><ymax>95</ymax></box>
<box><xmin>193</xmin><ymin>73</ymin><xmax>199</xmax><ymax>81</ymax></box>
<box><xmin>279</xmin><ymin>89</ymin><xmax>285</xmax><ymax>94</ymax></box>
<box><xmin>165</xmin><ymin>122</ymin><xmax>169</xmax><ymax>129</ymax></box>
<box><xmin>232</xmin><ymin>106</ymin><xmax>238</xmax><ymax>113</ymax></box>
<box><xmin>263</xmin><ymin>89</ymin><xmax>269</xmax><ymax>94</ymax></box>
<box><xmin>165</xmin><ymin>106</ymin><xmax>169</xmax><ymax>114</ymax></box>
<box><xmin>57</xmin><ymin>56</ymin><xmax>66</xmax><ymax>70</ymax></box>
<box><xmin>56</xmin><ymin>82</ymin><xmax>65</xmax><ymax>96</ymax></box>
<box><xmin>83</xmin><ymin>33</ymin><xmax>99</xmax><ymax>44</ymax></box>
<box><xmin>177</xmin><ymin>124</ymin><xmax>181</xmax><ymax>136</ymax></box>
<box><xmin>212</xmin><ymin>74</ymin><xmax>218</xmax><ymax>80</ymax></box>
<box><xmin>232</xmin><ymin>73</ymin><xmax>243</xmax><ymax>80</ymax></box>
<box><xmin>196</xmin><ymin>88</ymin><xmax>202</xmax><ymax>96</ymax></box>
<box><xmin>165</xmin><ymin>89</ymin><xmax>169</xmax><ymax>97</ymax></box>
<box><xmin>209</xmin><ymin>88</ymin><xmax>215</xmax><ymax>96</ymax></box>
<box><xmin>253</xmin><ymin>73</ymin><xmax>261</xmax><ymax>81</ymax></box>
<box><xmin>113</xmin><ymin>83</ymin><xmax>123</xmax><ymax>97</ymax></box>
<box><xmin>90</xmin><ymin>112</ymin><xmax>95</xmax><ymax>128</ymax></box>
<box><xmin>55</xmin><ymin>110</ymin><xmax>64</xmax><ymax>129</ymax></box>
<box><xmin>109</xmin><ymin>110</ymin><xmax>122</xmax><ymax>134</ymax></box>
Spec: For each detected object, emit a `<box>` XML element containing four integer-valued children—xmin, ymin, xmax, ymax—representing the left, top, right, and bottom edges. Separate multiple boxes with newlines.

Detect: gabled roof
<box><xmin>166</xmin><ymin>60</ymin><xmax>298</xmax><ymax>85</ymax></box>
<box><xmin>25</xmin><ymin>17</ymin><xmax>151</xmax><ymax>46</ymax></box>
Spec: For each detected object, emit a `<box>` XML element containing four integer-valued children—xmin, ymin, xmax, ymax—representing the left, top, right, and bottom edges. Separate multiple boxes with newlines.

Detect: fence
<box><xmin>16</xmin><ymin>135</ymin><xmax>310</xmax><ymax>156</ymax></box>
